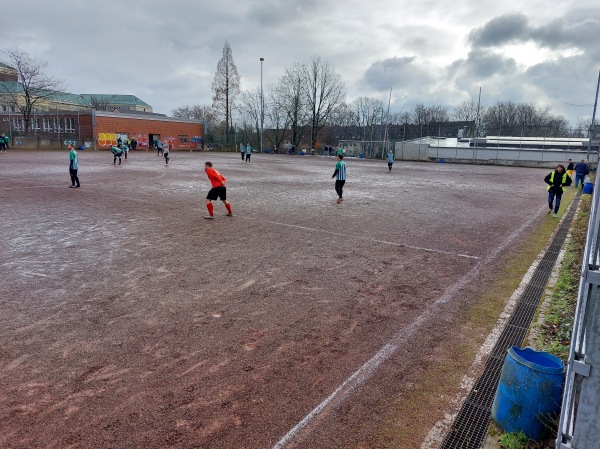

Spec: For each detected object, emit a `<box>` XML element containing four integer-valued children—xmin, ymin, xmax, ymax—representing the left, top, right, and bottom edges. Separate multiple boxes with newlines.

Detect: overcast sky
<box><xmin>2</xmin><ymin>0</ymin><xmax>599</xmax><ymax>126</ymax></box>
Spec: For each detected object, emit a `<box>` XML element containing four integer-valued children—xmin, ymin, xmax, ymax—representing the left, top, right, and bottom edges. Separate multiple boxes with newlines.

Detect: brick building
<box><xmin>0</xmin><ymin>62</ymin><xmax>203</xmax><ymax>150</ymax></box>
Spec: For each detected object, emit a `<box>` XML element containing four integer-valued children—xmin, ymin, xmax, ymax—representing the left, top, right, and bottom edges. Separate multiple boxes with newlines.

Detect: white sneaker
<box><xmin>553</xmin><ymin>213</ymin><xmax>558</xmax><ymax>218</ymax></box>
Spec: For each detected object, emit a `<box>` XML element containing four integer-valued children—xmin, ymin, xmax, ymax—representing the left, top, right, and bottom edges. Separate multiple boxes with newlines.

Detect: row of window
<box><xmin>11</xmin><ymin>117</ymin><xmax>76</xmax><ymax>133</ymax></box>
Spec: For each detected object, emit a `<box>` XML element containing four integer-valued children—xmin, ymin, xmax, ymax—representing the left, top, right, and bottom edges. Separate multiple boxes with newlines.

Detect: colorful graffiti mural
<box><xmin>98</xmin><ymin>133</ymin><xmax>118</xmax><ymax>146</ymax></box>
<box><xmin>131</xmin><ymin>133</ymin><xmax>149</xmax><ymax>148</ymax></box>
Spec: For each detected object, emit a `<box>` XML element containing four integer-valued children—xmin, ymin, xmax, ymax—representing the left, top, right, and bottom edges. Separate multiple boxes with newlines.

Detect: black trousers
<box><xmin>69</xmin><ymin>168</ymin><xmax>80</xmax><ymax>186</ymax></box>
<box><xmin>335</xmin><ymin>180</ymin><xmax>345</xmax><ymax>198</ymax></box>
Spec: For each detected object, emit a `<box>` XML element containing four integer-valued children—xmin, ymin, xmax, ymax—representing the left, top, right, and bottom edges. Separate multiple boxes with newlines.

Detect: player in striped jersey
<box><xmin>332</xmin><ymin>154</ymin><xmax>346</xmax><ymax>203</ymax></box>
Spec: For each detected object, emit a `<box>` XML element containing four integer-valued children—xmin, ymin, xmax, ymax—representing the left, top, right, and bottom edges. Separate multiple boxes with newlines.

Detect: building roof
<box><xmin>0</xmin><ymin>81</ymin><xmax>89</xmax><ymax>106</ymax></box>
<box><xmin>0</xmin><ymin>62</ymin><xmax>15</xmax><ymax>70</ymax></box>
<box><xmin>79</xmin><ymin>94</ymin><xmax>151</xmax><ymax>107</ymax></box>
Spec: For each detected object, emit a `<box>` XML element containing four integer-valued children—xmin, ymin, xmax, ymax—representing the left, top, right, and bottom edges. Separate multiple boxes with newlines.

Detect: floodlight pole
<box><xmin>586</xmin><ymin>69</ymin><xmax>600</xmax><ymax>163</ymax></box>
<box><xmin>260</xmin><ymin>57</ymin><xmax>264</xmax><ymax>153</ymax></box>
<box><xmin>383</xmin><ymin>87</ymin><xmax>392</xmax><ymax>158</ymax></box>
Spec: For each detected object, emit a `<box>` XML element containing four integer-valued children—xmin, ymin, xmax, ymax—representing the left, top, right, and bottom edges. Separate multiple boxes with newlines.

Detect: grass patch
<box><xmin>500</xmin><ymin>431</ymin><xmax>530</xmax><ymax>449</ymax></box>
<box><xmin>533</xmin><ymin>193</ymin><xmax>591</xmax><ymax>362</ymax></box>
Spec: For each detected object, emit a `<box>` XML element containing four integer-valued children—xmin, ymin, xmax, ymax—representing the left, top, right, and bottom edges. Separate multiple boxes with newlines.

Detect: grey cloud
<box><xmin>530</xmin><ymin>9</ymin><xmax>600</xmax><ymax>51</ymax></box>
<box><xmin>247</xmin><ymin>0</ymin><xmax>323</xmax><ymax>26</ymax></box>
<box><xmin>468</xmin><ymin>13</ymin><xmax>529</xmax><ymax>47</ymax></box>
<box><xmin>448</xmin><ymin>49</ymin><xmax>517</xmax><ymax>81</ymax></box>
<box><xmin>361</xmin><ymin>56</ymin><xmax>434</xmax><ymax>91</ymax></box>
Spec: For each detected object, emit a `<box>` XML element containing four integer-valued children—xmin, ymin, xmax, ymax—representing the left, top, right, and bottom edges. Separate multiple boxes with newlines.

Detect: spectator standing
<box><xmin>4</xmin><ymin>133</ymin><xmax>10</xmax><ymax>150</ymax></box>
<box><xmin>574</xmin><ymin>159</ymin><xmax>590</xmax><ymax>188</ymax></box>
<box><xmin>130</xmin><ymin>136</ymin><xmax>137</xmax><ymax>151</ymax></box>
<box><xmin>332</xmin><ymin>154</ymin><xmax>347</xmax><ymax>203</ymax></box>
<box><xmin>68</xmin><ymin>144</ymin><xmax>80</xmax><ymax>188</ymax></box>
<box><xmin>566</xmin><ymin>158</ymin><xmax>574</xmax><ymax>178</ymax></box>
<box><xmin>544</xmin><ymin>164</ymin><xmax>571</xmax><ymax>217</ymax></box>
<box><xmin>240</xmin><ymin>143</ymin><xmax>246</xmax><ymax>161</ymax></box>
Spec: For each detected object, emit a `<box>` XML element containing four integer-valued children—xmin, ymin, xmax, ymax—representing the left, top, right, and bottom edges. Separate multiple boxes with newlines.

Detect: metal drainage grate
<box><xmin>439</xmin><ymin>192</ymin><xmax>581</xmax><ymax>449</ymax></box>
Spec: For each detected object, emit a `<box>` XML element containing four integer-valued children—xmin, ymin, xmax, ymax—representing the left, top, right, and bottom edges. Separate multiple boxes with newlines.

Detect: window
<box><xmin>64</xmin><ymin>118</ymin><xmax>75</xmax><ymax>133</ymax></box>
<box><xmin>54</xmin><ymin>119</ymin><xmax>62</xmax><ymax>133</ymax></box>
<box><xmin>12</xmin><ymin>118</ymin><xmax>23</xmax><ymax>131</ymax></box>
<box><xmin>178</xmin><ymin>135</ymin><xmax>189</xmax><ymax>144</ymax></box>
<box><xmin>43</xmin><ymin>118</ymin><xmax>53</xmax><ymax>132</ymax></box>
<box><xmin>32</xmin><ymin>117</ymin><xmax>40</xmax><ymax>131</ymax></box>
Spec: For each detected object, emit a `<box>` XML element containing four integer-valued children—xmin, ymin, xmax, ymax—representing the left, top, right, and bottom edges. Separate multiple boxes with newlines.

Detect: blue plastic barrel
<box><xmin>491</xmin><ymin>347</ymin><xmax>564</xmax><ymax>440</ymax></box>
<box><xmin>583</xmin><ymin>182</ymin><xmax>594</xmax><ymax>194</ymax></box>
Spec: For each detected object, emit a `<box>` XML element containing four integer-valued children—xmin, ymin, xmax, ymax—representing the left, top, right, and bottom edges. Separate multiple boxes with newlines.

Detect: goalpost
<box><xmin>337</xmin><ymin>140</ymin><xmax>393</xmax><ymax>159</ymax></box>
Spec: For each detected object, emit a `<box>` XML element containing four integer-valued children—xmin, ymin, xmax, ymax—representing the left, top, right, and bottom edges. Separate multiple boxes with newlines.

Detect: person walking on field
<box><xmin>240</xmin><ymin>143</ymin><xmax>246</xmax><ymax>161</ymax></box>
<box><xmin>387</xmin><ymin>149</ymin><xmax>395</xmax><ymax>171</ymax></box>
<box><xmin>544</xmin><ymin>164</ymin><xmax>571</xmax><ymax>217</ymax></box>
<box><xmin>245</xmin><ymin>143</ymin><xmax>252</xmax><ymax>163</ymax></box>
<box><xmin>203</xmin><ymin>161</ymin><xmax>233</xmax><ymax>219</ymax></box>
<box><xmin>332</xmin><ymin>154</ymin><xmax>347</xmax><ymax>203</ymax></box>
<box><xmin>68</xmin><ymin>144</ymin><xmax>80</xmax><ymax>188</ymax></box>
<box><xmin>163</xmin><ymin>143</ymin><xmax>170</xmax><ymax>165</ymax></box>
<box><xmin>574</xmin><ymin>159</ymin><xmax>590</xmax><ymax>188</ymax></box>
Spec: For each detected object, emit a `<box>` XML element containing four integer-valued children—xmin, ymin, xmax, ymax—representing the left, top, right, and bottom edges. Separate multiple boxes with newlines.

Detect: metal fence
<box><xmin>556</xmin><ymin>171</ymin><xmax>600</xmax><ymax>448</ymax></box>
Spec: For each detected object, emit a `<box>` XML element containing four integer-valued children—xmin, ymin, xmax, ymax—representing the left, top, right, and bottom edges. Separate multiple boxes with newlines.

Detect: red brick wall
<box><xmin>95</xmin><ymin>116</ymin><xmax>203</xmax><ymax>150</ymax></box>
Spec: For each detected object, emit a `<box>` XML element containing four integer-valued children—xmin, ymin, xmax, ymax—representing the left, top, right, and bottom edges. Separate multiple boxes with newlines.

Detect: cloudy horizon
<box><xmin>2</xmin><ymin>0</ymin><xmax>599</xmax><ymax>127</ymax></box>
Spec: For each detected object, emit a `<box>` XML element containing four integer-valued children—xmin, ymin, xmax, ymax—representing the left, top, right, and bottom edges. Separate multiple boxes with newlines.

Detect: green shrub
<box><xmin>500</xmin><ymin>431</ymin><xmax>530</xmax><ymax>449</ymax></box>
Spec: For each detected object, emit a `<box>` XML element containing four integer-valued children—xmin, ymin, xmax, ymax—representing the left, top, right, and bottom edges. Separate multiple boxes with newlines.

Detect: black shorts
<box><xmin>207</xmin><ymin>186</ymin><xmax>227</xmax><ymax>201</ymax></box>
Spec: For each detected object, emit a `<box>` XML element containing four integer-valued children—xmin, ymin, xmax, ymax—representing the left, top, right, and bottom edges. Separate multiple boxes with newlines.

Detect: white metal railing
<box><xmin>556</xmin><ymin>170</ymin><xmax>600</xmax><ymax>448</ymax></box>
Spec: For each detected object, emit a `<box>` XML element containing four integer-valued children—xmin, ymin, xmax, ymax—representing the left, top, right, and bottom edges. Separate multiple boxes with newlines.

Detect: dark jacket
<box><xmin>575</xmin><ymin>161</ymin><xmax>590</xmax><ymax>176</ymax></box>
<box><xmin>545</xmin><ymin>170</ymin><xmax>572</xmax><ymax>194</ymax></box>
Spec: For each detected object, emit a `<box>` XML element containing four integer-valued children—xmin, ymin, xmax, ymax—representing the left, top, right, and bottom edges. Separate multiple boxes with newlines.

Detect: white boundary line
<box><xmin>271</xmin><ymin>205</ymin><xmax>546</xmax><ymax>449</ymax></box>
<box><xmin>247</xmin><ymin>218</ymin><xmax>480</xmax><ymax>260</ymax></box>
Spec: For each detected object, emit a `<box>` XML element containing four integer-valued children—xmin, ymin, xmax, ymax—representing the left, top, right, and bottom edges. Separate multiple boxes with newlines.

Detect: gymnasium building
<box><xmin>0</xmin><ymin>62</ymin><xmax>203</xmax><ymax>150</ymax></box>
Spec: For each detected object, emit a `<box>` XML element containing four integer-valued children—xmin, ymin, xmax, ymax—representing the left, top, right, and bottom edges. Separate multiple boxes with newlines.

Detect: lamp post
<box><xmin>260</xmin><ymin>57</ymin><xmax>264</xmax><ymax>153</ymax></box>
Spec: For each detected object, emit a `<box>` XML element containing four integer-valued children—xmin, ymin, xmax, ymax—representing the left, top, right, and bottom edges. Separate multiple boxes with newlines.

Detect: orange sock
<box><xmin>207</xmin><ymin>203</ymin><xmax>214</xmax><ymax>216</ymax></box>
<box><xmin>226</xmin><ymin>203</ymin><xmax>232</xmax><ymax>214</ymax></box>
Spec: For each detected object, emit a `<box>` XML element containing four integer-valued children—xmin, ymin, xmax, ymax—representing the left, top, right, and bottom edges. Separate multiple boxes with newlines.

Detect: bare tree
<box><xmin>302</xmin><ymin>56</ymin><xmax>346</xmax><ymax>149</ymax></box>
<box><xmin>451</xmin><ymin>100</ymin><xmax>479</xmax><ymax>122</ymax></box>
<box><xmin>323</xmin><ymin>102</ymin><xmax>354</xmax><ymax>145</ymax></box>
<box><xmin>265</xmin><ymin>82</ymin><xmax>290</xmax><ymax>152</ymax></box>
<box><xmin>172</xmin><ymin>104</ymin><xmax>219</xmax><ymax>142</ymax></box>
<box><xmin>279</xmin><ymin>63</ymin><xmax>309</xmax><ymax>147</ymax></box>
<box><xmin>0</xmin><ymin>48</ymin><xmax>65</xmax><ymax>133</ymax></box>
<box><xmin>238</xmin><ymin>89</ymin><xmax>262</xmax><ymax>149</ymax></box>
<box><xmin>352</xmin><ymin>97</ymin><xmax>384</xmax><ymax>141</ymax></box>
<box><xmin>211</xmin><ymin>41</ymin><xmax>240</xmax><ymax>142</ymax></box>
<box><xmin>89</xmin><ymin>96</ymin><xmax>112</xmax><ymax>111</ymax></box>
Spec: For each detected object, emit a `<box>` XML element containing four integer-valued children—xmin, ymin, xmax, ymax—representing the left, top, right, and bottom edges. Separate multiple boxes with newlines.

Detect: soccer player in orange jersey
<box><xmin>203</xmin><ymin>162</ymin><xmax>233</xmax><ymax>219</ymax></box>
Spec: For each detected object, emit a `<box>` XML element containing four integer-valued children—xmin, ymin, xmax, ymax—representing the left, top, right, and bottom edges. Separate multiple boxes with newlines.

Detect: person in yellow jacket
<box><xmin>544</xmin><ymin>164</ymin><xmax>572</xmax><ymax>217</ymax></box>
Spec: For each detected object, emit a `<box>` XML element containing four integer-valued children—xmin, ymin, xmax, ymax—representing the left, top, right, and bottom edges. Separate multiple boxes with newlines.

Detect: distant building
<box><xmin>0</xmin><ymin>62</ymin><xmax>202</xmax><ymax>150</ymax></box>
